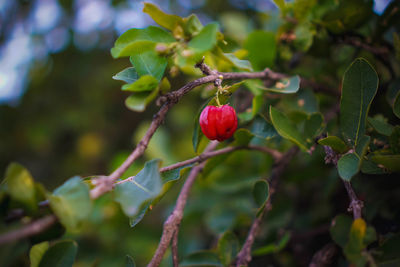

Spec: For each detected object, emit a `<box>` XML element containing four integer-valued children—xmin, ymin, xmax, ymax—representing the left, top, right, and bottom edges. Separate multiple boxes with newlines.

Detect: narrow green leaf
<box><xmin>38</xmin><ymin>240</ymin><xmax>78</xmax><ymax>267</ymax></box>
<box><xmin>114</xmin><ymin>159</ymin><xmax>162</xmax><ymax>217</ymax></box>
<box><xmin>180</xmin><ymin>251</ymin><xmax>223</xmax><ymax>267</ymax></box>
<box><xmin>188</xmin><ymin>23</ymin><xmax>219</xmax><ymax>53</ymax></box>
<box><xmin>250</xmin><ymin>116</ymin><xmax>277</xmax><ymax>140</ymax></box>
<box><xmin>126</xmin><ymin>255</ymin><xmax>136</xmax><ymax>267</ymax></box>
<box><xmin>30</xmin><ymin>242</ymin><xmax>49</xmax><ymax>267</ymax></box>
<box><xmin>48</xmin><ymin>176</ymin><xmax>92</xmax><ymax>231</ymax></box>
<box><xmin>111</xmin><ymin>26</ymin><xmax>175</xmax><ymax>58</ymax></box>
<box><xmin>217</xmin><ymin>232</ymin><xmax>239</xmax><ymax>267</ymax></box>
<box><xmin>371</xmin><ymin>154</ymin><xmax>400</xmax><ymax>172</ymax></box>
<box><xmin>318</xmin><ymin>136</ymin><xmax>349</xmax><ymax>154</ymax></box>
<box><xmin>252</xmin><ymin>232</ymin><xmax>291</xmax><ymax>256</ymax></box>
<box><xmin>368</xmin><ymin>116</ymin><xmax>394</xmax><ymax>136</ymax></box>
<box><xmin>112</xmin><ymin>67</ymin><xmax>138</xmax><ymax>84</ymax></box>
<box><xmin>4</xmin><ymin>162</ymin><xmax>37</xmax><ymax>211</ymax></box>
<box><xmin>244</xmin><ymin>31</ymin><xmax>276</xmax><ymax>70</ymax></box>
<box><xmin>337</xmin><ymin>153</ymin><xmax>360</xmax><ymax>181</ymax></box>
<box><xmin>261</xmin><ymin>76</ymin><xmax>300</xmax><ymax>94</ymax></box>
<box><xmin>340</xmin><ymin>58</ymin><xmax>378</xmax><ymax>146</ymax></box>
<box><xmin>130</xmin><ymin>51</ymin><xmax>167</xmax><ymax>81</ymax></box>
<box><xmin>269</xmin><ymin>106</ymin><xmax>308</xmax><ymax>151</ymax></box>
<box><xmin>143</xmin><ymin>3</ymin><xmax>183</xmax><ymax>31</ymax></box>
<box><xmin>121</xmin><ymin>75</ymin><xmax>159</xmax><ymax>92</ymax></box>
<box><xmin>394</xmin><ymin>91</ymin><xmax>400</xmax><ymax>119</ymax></box>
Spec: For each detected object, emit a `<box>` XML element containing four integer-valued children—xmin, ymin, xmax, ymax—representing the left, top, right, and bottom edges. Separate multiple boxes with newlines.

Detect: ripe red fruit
<box><xmin>199</xmin><ymin>105</ymin><xmax>238</xmax><ymax>141</ymax></box>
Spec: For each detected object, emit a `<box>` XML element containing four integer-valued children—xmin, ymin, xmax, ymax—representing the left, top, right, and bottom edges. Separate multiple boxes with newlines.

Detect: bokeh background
<box><xmin>0</xmin><ymin>0</ymin><xmax>396</xmax><ymax>266</ymax></box>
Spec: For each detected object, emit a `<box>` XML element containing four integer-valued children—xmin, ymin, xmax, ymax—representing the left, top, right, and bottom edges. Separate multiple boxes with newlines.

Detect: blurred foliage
<box><xmin>1</xmin><ymin>0</ymin><xmax>400</xmax><ymax>267</ymax></box>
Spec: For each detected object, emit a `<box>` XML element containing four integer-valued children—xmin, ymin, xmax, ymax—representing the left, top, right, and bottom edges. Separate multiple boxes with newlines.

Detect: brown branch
<box><xmin>0</xmin><ymin>215</ymin><xmax>57</xmax><ymax>246</ymax></box>
<box><xmin>235</xmin><ymin>147</ymin><xmax>299</xmax><ymax>266</ymax></box>
<box><xmin>171</xmin><ymin>230</ymin><xmax>179</xmax><ymax>267</ymax></box>
<box><xmin>342</xmin><ymin>180</ymin><xmax>363</xmax><ymax>220</ymax></box>
<box><xmin>147</xmin><ymin>141</ymin><xmax>219</xmax><ymax>267</ymax></box>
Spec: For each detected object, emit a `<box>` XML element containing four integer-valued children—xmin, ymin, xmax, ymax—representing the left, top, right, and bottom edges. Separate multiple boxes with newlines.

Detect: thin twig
<box><xmin>147</xmin><ymin>141</ymin><xmax>219</xmax><ymax>267</ymax></box>
<box><xmin>0</xmin><ymin>215</ymin><xmax>57</xmax><ymax>246</ymax></box>
<box><xmin>342</xmin><ymin>181</ymin><xmax>363</xmax><ymax>220</ymax></box>
<box><xmin>235</xmin><ymin>147</ymin><xmax>299</xmax><ymax>266</ymax></box>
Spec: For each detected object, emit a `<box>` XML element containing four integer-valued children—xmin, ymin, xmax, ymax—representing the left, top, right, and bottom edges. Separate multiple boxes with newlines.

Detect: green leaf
<box><xmin>368</xmin><ymin>116</ymin><xmax>394</xmax><ymax>136</ymax></box>
<box><xmin>130</xmin><ymin>50</ymin><xmax>168</xmax><ymax>81</ymax></box>
<box><xmin>355</xmin><ymin>135</ymin><xmax>370</xmax><ymax>159</ymax></box>
<box><xmin>111</xmin><ymin>26</ymin><xmax>175</xmax><ymax>58</ymax></box>
<box><xmin>183</xmin><ymin>14</ymin><xmax>203</xmax><ymax>35</ymax></box>
<box><xmin>244</xmin><ymin>31</ymin><xmax>276</xmax><ymax>70</ymax></box>
<box><xmin>233</xmin><ymin>128</ymin><xmax>254</xmax><ymax>146</ymax></box>
<box><xmin>337</xmin><ymin>153</ymin><xmax>360</xmax><ymax>181</ymax></box>
<box><xmin>344</xmin><ymin>218</ymin><xmax>368</xmax><ymax>266</ymax></box>
<box><xmin>217</xmin><ymin>232</ymin><xmax>239</xmax><ymax>267</ymax></box>
<box><xmin>330</xmin><ymin>214</ymin><xmax>353</xmax><ymax>248</ymax></box>
<box><xmin>394</xmin><ymin>91</ymin><xmax>400</xmax><ymax>119</ymax></box>
<box><xmin>252</xmin><ymin>95</ymin><xmax>263</xmax><ymax>117</ymax></box>
<box><xmin>112</xmin><ymin>67</ymin><xmax>138</xmax><ymax>84</ymax></box>
<box><xmin>371</xmin><ymin>154</ymin><xmax>400</xmax><ymax>172</ymax></box>
<box><xmin>188</xmin><ymin>23</ymin><xmax>219</xmax><ymax>53</ymax></box>
<box><xmin>4</xmin><ymin>162</ymin><xmax>37</xmax><ymax>211</ymax></box>
<box><xmin>143</xmin><ymin>3</ymin><xmax>183</xmax><ymax>31</ymax></box>
<box><xmin>340</xmin><ymin>58</ymin><xmax>378</xmax><ymax>146</ymax></box>
<box><xmin>128</xmin><ymin>201</ymin><xmax>151</xmax><ymax>228</ymax></box>
<box><xmin>161</xmin><ymin>164</ymin><xmax>193</xmax><ymax>183</ymax></box>
<box><xmin>273</xmin><ymin>0</ymin><xmax>286</xmax><ymax>10</ymax></box>
<box><xmin>38</xmin><ymin>240</ymin><xmax>78</xmax><ymax>267</ymax></box>
<box><xmin>250</xmin><ymin>116</ymin><xmax>277</xmax><ymax>140</ymax></box>
<box><xmin>114</xmin><ymin>159</ymin><xmax>162</xmax><ymax>217</ymax></box>
<box><xmin>180</xmin><ymin>251</ymin><xmax>223</xmax><ymax>267</ymax></box>
<box><xmin>48</xmin><ymin>176</ymin><xmax>92</xmax><ymax>231</ymax></box>
<box><xmin>126</xmin><ymin>255</ymin><xmax>136</xmax><ymax>267</ymax></box>
<box><xmin>390</xmin><ymin>126</ymin><xmax>400</xmax><ymax>154</ymax></box>
<box><xmin>318</xmin><ymin>136</ymin><xmax>349</xmax><ymax>154</ymax></box>
<box><xmin>125</xmin><ymin>87</ymin><xmax>160</xmax><ymax>112</ymax></box>
<box><xmin>221</xmin><ymin>53</ymin><xmax>253</xmax><ymax>71</ymax></box>
<box><xmin>252</xmin><ymin>232</ymin><xmax>291</xmax><ymax>256</ymax></box>
<box><xmin>30</xmin><ymin>242</ymin><xmax>49</xmax><ymax>267</ymax></box>
<box><xmin>269</xmin><ymin>106</ymin><xmax>308</xmax><ymax>151</ymax></box>
<box><xmin>361</xmin><ymin>159</ymin><xmax>385</xmax><ymax>175</ymax></box>
<box><xmin>121</xmin><ymin>75</ymin><xmax>159</xmax><ymax>92</ymax></box>
<box><xmin>304</xmin><ymin>112</ymin><xmax>324</xmax><ymax>139</ymax></box>
<box><xmin>253</xmin><ymin>180</ymin><xmax>269</xmax><ymax>207</ymax></box>
<box><xmin>261</xmin><ymin>76</ymin><xmax>301</xmax><ymax>94</ymax></box>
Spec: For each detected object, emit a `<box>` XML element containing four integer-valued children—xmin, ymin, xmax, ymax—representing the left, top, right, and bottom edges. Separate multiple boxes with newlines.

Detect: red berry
<box><xmin>199</xmin><ymin>105</ymin><xmax>238</xmax><ymax>141</ymax></box>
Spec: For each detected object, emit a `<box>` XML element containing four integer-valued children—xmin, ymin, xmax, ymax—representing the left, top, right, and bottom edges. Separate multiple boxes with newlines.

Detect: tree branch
<box><xmin>235</xmin><ymin>147</ymin><xmax>299</xmax><ymax>266</ymax></box>
<box><xmin>147</xmin><ymin>141</ymin><xmax>219</xmax><ymax>267</ymax></box>
<box><xmin>0</xmin><ymin>215</ymin><xmax>57</xmax><ymax>246</ymax></box>
<box><xmin>171</xmin><ymin>230</ymin><xmax>179</xmax><ymax>267</ymax></box>
<box><xmin>342</xmin><ymin>180</ymin><xmax>363</xmax><ymax>220</ymax></box>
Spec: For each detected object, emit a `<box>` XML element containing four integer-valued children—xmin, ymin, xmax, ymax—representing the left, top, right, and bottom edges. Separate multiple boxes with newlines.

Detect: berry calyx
<box><xmin>199</xmin><ymin>105</ymin><xmax>238</xmax><ymax>141</ymax></box>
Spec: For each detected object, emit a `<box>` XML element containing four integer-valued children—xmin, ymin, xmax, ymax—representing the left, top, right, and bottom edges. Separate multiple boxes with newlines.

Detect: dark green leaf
<box><xmin>4</xmin><ymin>162</ymin><xmax>37</xmax><ymax>211</ymax></box>
<box><xmin>371</xmin><ymin>155</ymin><xmax>400</xmax><ymax>172</ymax></box>
<box><xmin>111</xmin><ymin>26</ymin><xmax>175</xmax><ymax>58</ymax></box>
<box><xmin>121</xmin><ymin>75</ymin><xmax>159</xmax><ymax>92</ymax></box>
<box><xmin>394</xmin><ymin>91</ymin><xmax>400</xmax><ymax>119</ymax></box>
<box><xmin>30</xmin><ymin>242</ymin><xmax>49</xmax><ymax>267</ymax></box>
<box><xmin>252</xmin><ymin>232</ymin><xmax>291</xmax><ymax>256</ymax></box>
<box><xmin>304</xmin><ymin>112</ymin><xmax>324</xmax><ymax>139</ymax></box>
<box><xmin>161</xmin><ymin>164</ymin><xmax>193</xmax><ymax>183</ymax></box>
<box><xmin>252</xmin><ymin>95</ymin><xmax>263</xmax><ymax>117</ymax></box>
<box><xmin>38</xmin><ymin>240</ymin><xmax>78</xmax><ymax>267</ymax></box>
<box><xmin>125</xmin><ymin>87</ymin><xmax>160</xmax><ymax>112</ymax></box>
<box><xmin>143</xmin><ymin>3</ymin><xmax>183</xmax><ymax>31</ymax></box>
<box><xmin>355</xmin><ymin>135</ymin><xmax>370</xmax><ymax>159</ymax></box>
<box><xmin>188</xmin><ymin>23</ymin><xmax>219</xmax><ymax>53</ymax></box>
<box><xmin>250</xmin><ymin>116</ymin><xmax>277</xmax><ymax>140</ymax></box>
<box><xmin>390</xmin><ymin>126</ymin><xmax>400</xmax><ymax>154</ymax></box>
<box><xmin>269</xmin><ymin>106</ymin><xmax>308</xmax><ymax>151</ymax></box>
<box><xmin>361</xmin><ymin>159</ymin><xmax>385</xmax><ymax>175</ymax></box>
<box><xmin>217</xmin><ymin>232</ymin><xmax>239</xmax><ymax>267</ymax></box>
<box><xmin>330</xmin><ymin>214</ymin><xmax>353</xmax><ymax>248</ymax></box>
<box><xmin>244</xmin><ymin>31</ymin><xmax>276</xmax><ymax>70</ymax></box>
<box><xmin>130</xmin><ymin>51</ymin><xmax>168</xmax><ymax>81</ymax></box>
<box><xmin>114</xmin><ymin>159</ymin><xmax>162</xmax><ymax>217</ymax></box>
<box><xmin>233</xmin><ymin>128</ymin><xmax>254</xmax><ymax>146</ymax></box>
<box><xmin>252</xmin><ymin>180</ymin><xmax>269</xmax><ymax>207</ymax></box>
<box><xmin>126</xmin><ymin>255</ymin><xmax>136</xmax><ymax>267</ymax></box>
<box><xmin>337</xmin><ymin>153</ymin><xmax>360</xmax><ymax>181</ymax></box>
<box><xmin>180</xmin><ymin>251</ymin><xmax>223</xmax><ymax>267</ymax></box>
<box><xmin>368</xmin><ymin>116</ymin><xmax>394</xmax><ymax>136</ymax></box>
<box><xmin>128</xmin><ymin>201</ymin><xmax>151</xmax><ymax>228</ymax></box>
<box><xmin>340</xmin><ymin>58</ymin><xmax>378</xmax><ymax>146</ymax></box>
<box><xmin>318</xmin><ymin>136</ymin><xmax>349</xmax><ymax>154</ymax></box>
<box><xmin>112</xmin><ymin>67</ymin><xmax>138</xmax><ymax>84</ymax></box>
<box><xmin>48</xmin><ymin>176</ymin><xmax>91</xmax><ymax>231</ymax></box>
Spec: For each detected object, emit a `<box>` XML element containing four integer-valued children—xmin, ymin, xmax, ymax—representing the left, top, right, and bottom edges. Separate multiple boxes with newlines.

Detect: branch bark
<box><xmin>147</xmin><ymin>141</ymin><xmax>219</xmax><ymax>267</ymax></box>
<box><xmin>235</xmin><ymin>147</ymin><xmax>299</xmax><ymax>266</ymax></box>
